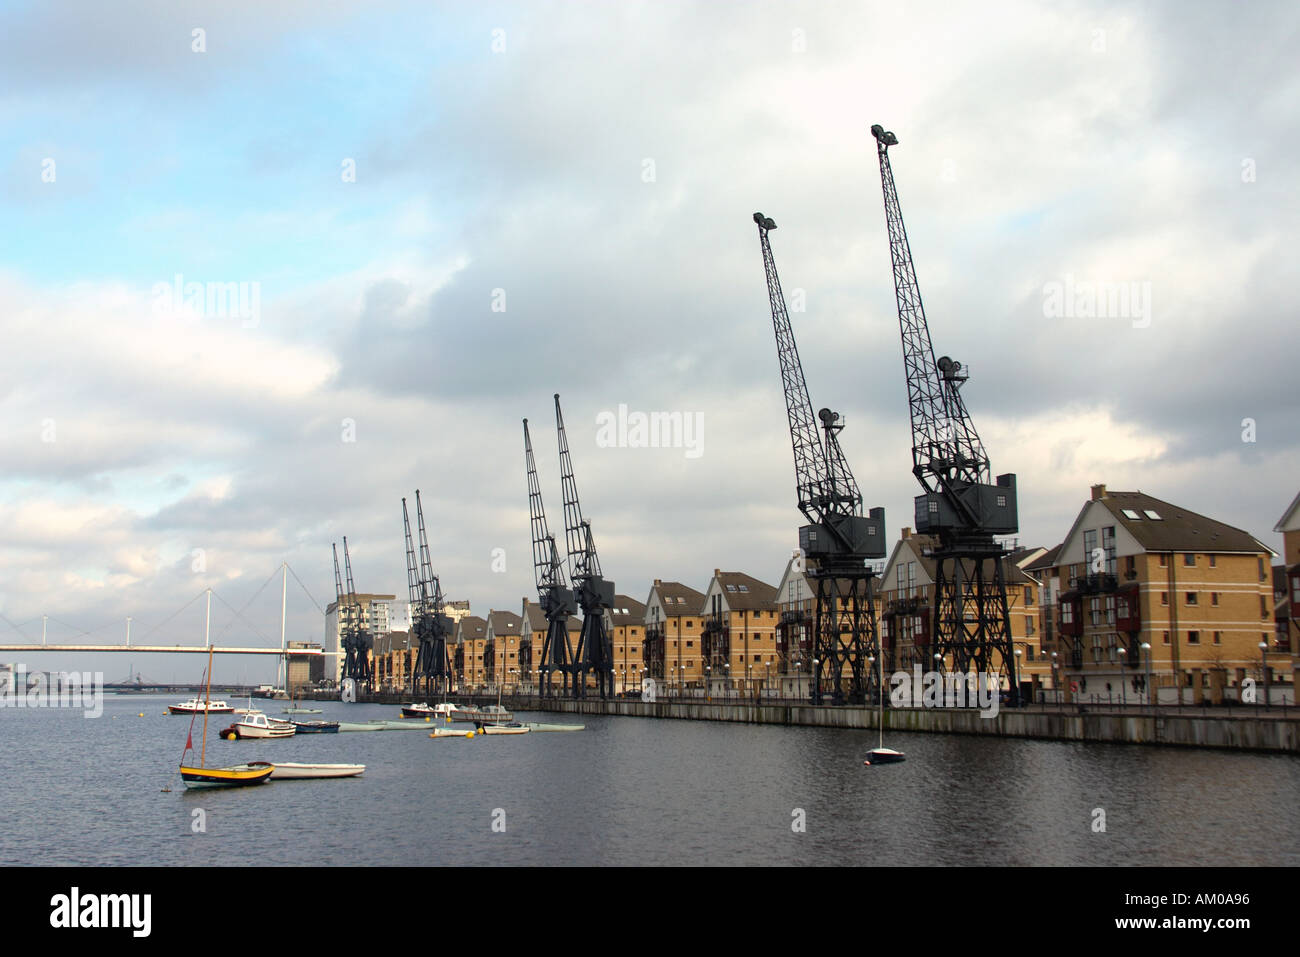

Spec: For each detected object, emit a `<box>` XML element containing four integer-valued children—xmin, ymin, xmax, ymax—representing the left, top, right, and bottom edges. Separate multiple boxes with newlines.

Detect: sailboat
<box><xmin>178</xmin><ymin>590</ymin><xmax>274</xmax><ymax>789</ymax></box>
<box><xmin>864</xmin><ymin>653</ymin><xmax>905</xmax><ymax>766</ymax></box>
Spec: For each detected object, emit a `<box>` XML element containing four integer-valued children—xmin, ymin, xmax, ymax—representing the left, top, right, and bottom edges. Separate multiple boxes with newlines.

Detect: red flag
<box><xmin>185</xmin><ymin>731</ymin><xmax>193</xmax><ymax>751</ymax></box>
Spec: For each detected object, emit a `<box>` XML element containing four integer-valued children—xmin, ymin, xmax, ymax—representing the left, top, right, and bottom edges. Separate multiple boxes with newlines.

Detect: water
<box><xmin>2</xmin><ymin>693</ymin><xmax>1296</xmax><ymax>866</ymax></box>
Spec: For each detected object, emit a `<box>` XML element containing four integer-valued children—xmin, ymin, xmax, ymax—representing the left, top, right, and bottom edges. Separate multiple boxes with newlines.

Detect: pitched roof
<box><xmin>521</xmin><ymin>601</ymin><xmax>548</xmax><ymax>632</ymax></box>
<box><xmin>649</xmin><ymin>579</ymin><xmax>706</xmax><ymax>613</ymax></box>
<box><xmin>1024</xmin><ymin>544</ymin><xmax>1062</xmax><ymax>574</ymax></box>
<box><xmin>709</xmin><ymin>570</ymin><xmax>778</xmax><ymax>612</ymax></box>
<box><xmin>1275</xmin><ymin>490</ymin><xmax>1300</xmax><ymax>533</ymax></box>
<box><xmin>883</xmin><ymin>533</ymin><xmax>1033</xmax><ymax>587</ymax></box>
<box><xmin>1096</xmin><ymin>491</ymin><xmax>1270</xmax><ymax>555</ymax></box>
<box><xmin>609</xmin><ymin>594</ymin><xmax>647</xmax><ymax>624</ymax></box>
<box><xmin>456</xmin><ymin>616</ymin><xmax>487</xmax><ymax>642</ymax></box>
<box><xmin>487</xmin><ymin>610</ymin><xmax>522</xmax><ymax>636</ymax></box>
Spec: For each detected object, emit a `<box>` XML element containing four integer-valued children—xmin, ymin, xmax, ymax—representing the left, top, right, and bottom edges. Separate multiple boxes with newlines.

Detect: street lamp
<box><xmin>704</xmin><ymin>665</ymin><xmax>711</xmax><ymax>701</ymax></box>
<box><xmin>1014</xmin><ymin>647</ymin><xmax>1022</xmax><ymax>706</ymax></box>
<box><xmin>724</xmin><ymin>662</ymin><xmax>731</xmax><ymax>698</ymax></box>
<box><xmin>1117</xmin><ymin>647</ymin><xmax>1127</xmax><ymax>706</ymax></box>
<box><xmin>1140</xmin><ymin>642</ymin><xmax>1152</xmax><ymax>712</ymax></box>
<box><xmin>1259</xmin><ymin>640</ymin><xmax>1269</xmax><ymax>712</ymax></box>
<box><xmin>811</xmin><ymin>658</ymin><xmax>820</xmax><ymax>705</ymax></box>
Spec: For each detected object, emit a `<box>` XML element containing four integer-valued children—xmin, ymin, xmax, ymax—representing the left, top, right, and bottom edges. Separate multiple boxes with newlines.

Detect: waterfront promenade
<box><xmin>333</xmin><ymin>690</ymin><xmax>1300</xmax><ymax>754</ymax></box>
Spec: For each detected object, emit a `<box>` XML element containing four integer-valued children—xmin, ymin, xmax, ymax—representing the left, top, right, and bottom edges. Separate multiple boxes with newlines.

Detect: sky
<box><xmin>1</xmin><ymin>0</ymin><xmax>1297</xmax><ymax>683</ymax></box>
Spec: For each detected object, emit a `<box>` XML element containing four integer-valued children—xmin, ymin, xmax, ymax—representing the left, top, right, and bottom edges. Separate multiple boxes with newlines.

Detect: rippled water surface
<box><xmin>1</xmin><ymin>694</ymin><xmax>1296</xmax><ymax>866</ymax></box>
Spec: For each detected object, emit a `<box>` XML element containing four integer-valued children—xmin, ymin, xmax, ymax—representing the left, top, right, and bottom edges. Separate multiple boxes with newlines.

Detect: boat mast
<box><xmin>877</xmin><ymin>653</ymin><xmax>884</xmax><ymax>750</ymax></box>
<box><xmin>279</xmin><ymin>562</ymin><xmax>288</xmax><ymax>693</ymax></box>
<box><xmin>201</xmin><ymin>589</ymin><xmax>213</xmax><ymax>767</ymax></box>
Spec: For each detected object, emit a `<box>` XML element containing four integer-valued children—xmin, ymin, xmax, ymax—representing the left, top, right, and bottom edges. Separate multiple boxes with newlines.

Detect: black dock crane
<box><xmin>334</xmin><ymin>537</ymin><xmax>373</xmax><ymax>694</ymax></box>
<box><xmin>524</xmin><ymin>417</ymin><xmax>579</xmax><ymax>696</ymax></box>
<box><xmin>403</xmin><ymin>491</ymin><xmax>453</xmax><ymax>697</ymax></box>
<box><xmin>754</xmin><ymin>212</ymin><xmax>887</xmax><ymax>705</ymax></box>
<box><xmin>870</xmin><ymin>124</ymin><xmax>1020</xmax><ymax>703</ymax></box>
<box><xmin>555</xmin><ymin>394</ymin><xmax>616</xmax><ymax>699</ymax></box>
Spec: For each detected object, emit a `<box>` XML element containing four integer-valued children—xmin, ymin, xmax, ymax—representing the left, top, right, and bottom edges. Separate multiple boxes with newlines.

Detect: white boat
<box><xmin>453</xmin><ymin>704</ymin><xmax>514</xmax><ymax>724</ymax></box>
<box><xmin>235</xmin><ymin>711</ymin><xmax>296</xmax><ymax>738</ymax></box>
<box><xmin>429</xmin><ymin>727</ymin><xmax>477</xmax><ymax>738</ymax></box>
<box><xmin>169</xmin><ymin>698</ymin><xmax>233</xmax><ymax>715</ymax></box>
<box><xmin>863</xmin><ymin>655</ymin><xmax>904</xmax><ymax>766</ymax></box>
<box><xmin>252</xmin><ymin>762</ymin><xmax>365</xmax><ymax>780</ymax></box>
<box><xmin>864</xmin><ymin>747</ymin><xmax>906</xmax><ymax>765</ymax></box>
<box><xmin>525</xmin><ymin>722</ymin><xmax>585</xmax><ymax>732</ymax></box>
<box><xmin>479</xmin><ymin>722</ymin><xmax>530</xmax><ymax>735</ymax></box>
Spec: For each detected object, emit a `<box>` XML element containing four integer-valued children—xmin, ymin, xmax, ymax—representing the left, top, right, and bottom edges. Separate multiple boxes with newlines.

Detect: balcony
<box><xmin>885</xmin><ymin>595</ymin><xmax>923</xmax><ymax>616</ymax></box>
<box><xmin>1070</xmin><ymin>573</ymin><xmax>1118</xmax><ymax>594</ymax></box>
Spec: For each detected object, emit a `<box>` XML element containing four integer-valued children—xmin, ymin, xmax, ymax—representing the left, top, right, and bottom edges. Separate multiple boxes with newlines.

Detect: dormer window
<box><xmin>1121</xmin><ymin>509</ymin><xmax>1141</xmax><ymax>520</ymax></box>
<box><xmin>1143</xmin><ymin>510</ymin><xmax>1162</xmax><ymax>520</ymax></box>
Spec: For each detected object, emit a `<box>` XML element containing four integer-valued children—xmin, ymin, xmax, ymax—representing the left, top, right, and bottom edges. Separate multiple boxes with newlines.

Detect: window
<box><xmin>1144</xmin><ymin>510</ymin><xmax>1162</xmax><ymax>520</ymax></box>
<box><xmin>1188</xmin><ymin>631</ymin><xmax>1200</xmax><ymax>645</ymax></box>
<box><xmin>1061</xmin><ymin>604</ymin><xmax>1074</xmax><ymax>625</ymax></box>
<box><xmin>725</xmin><ymin>584</ymin><xmax>736</xmax><ymax>593</ymax></box>
<box><xmin>1210</xmin><ymin>593</ymin><xmax>1218</xmax><ymax>607</ymax></box>
<box><xmin>1159</xmin><ymin>554</ymin><xmax>1168</xmax><ymax>567</ymax></box>
<box><xmin>1213</xmin><ymin>631</ymin><xmax>1221</xmax><ymax>645</ymax></box>
<box><xmin>1258</xmin><ymin>558</ymin><xmax>1266</xmax><ymax>582</ymax></box>
<box><xmin>1121</xmin><ymin>509</ymin><xmax>1141</xmax><ymax>520</ymax></box>
<box><xmin>1183</xmin><ymin>553</ymin><xmax>1195</xmax><ymax>567</ymax></box>
<box><xmin>1117</xmin><ymin>595</ymin><xmax>1130</xmax><ymax>619</ymax></box>
<box><xmin>686</xmin><ymin>641</ymin><xmax>693</xmax><ymax>648</ymax></box>
<box><xmin>738</xmin><ymin>585</ymin><xmax>749</xmax><ymax>593</ymax></box>
<box><xmin>1025</xmin><ymin>616</ymin><xmax>1035</xmax><ymax>636</ymax></box>
<box><xmin>1024</xmin><ymin>586</ymin><xmax>1035</xmax><ymax>604</ymax></box>
<box><xmin>928</xmin><ymin>500</ymin><xmax>938</xmax><ymax>514</ymax></box>
<box><xmin>1090</xmin><ymin>597</ymin><xmax>1100</xmax><ymax>625</ymax></box>
<box><xmin>1186</xmin><ymin>592</ymin><xmax>1198</xmax><ymax>606</ymax></box>
<box><xmin>1209</xmin><ymin>555</ymin><xmax>1217</xmax><ymax>568</ymax></box>
<box><xmin>996</xmin><ymin>495</ymin><xmax>1006</xmax><ymax>507</ymax></box>
<box><xmin>1104</xmin><ymin>596</ymin><xmax>1115</xmax><ymax>625</ymax></box>
<box><xmin>1084</xmin><ymin>530</ymin><xmax>1097</xmax><ymax>569</ymax></box>
<box><xmin>1161</xmin><ymin>592</ymin><xmax>1168</xmax><ymax>606</ymax></box>
<box><xmin>1162</xmin><ymin>631</ymin><xmax>1169</xmax><ymax>645</ymax></box>
<box><xmin>1260</xmin><ymin>595</ymin><xmax>1268</xmax><ymax>617</ymax></box>
<box><xmin>1102</xmin><ymin>527</ymin><xmax>1116</xmax><ymax>574</ymax></box>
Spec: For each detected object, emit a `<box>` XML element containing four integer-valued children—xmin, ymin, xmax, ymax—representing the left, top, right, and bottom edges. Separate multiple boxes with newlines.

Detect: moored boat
<box><xmin>452</xmin><ymin>704</ymin><xmax>513</xmax><ymax>724</ymax></box>
<box><xmin>178</xmin><ymin>624</ymin><xmax>276</xmax><ymax>789</ymax></box>
<box><xmin>290</xmin><ymin>719</ymin><xmax>339</xmax><ymax>733</ymax></box>
<box><xmin>248</xmin><ymin>761</ymin><xmax>365</xmax><ymax>780</ymax></box>
<box><xmin>179</xmin><ymin>763</ymin><xmax>274</xmax><ymax>788</ymax></box>
<box><xmin>864</xmin><ymin>747</ymin><xmax>906</xmax><ymax>765</ymax></box>
<box><xmin>369</xmin><ymin>719</ymin><xmax>440</xmax><ymax>731</ymax></box>
<box><xmin>337</xmin><ymin>722</ymin><xmax>385</xmax><ymax>732</ymax></box>
<box><xmin>525</xmin><ymin>722</ymin><xmax>585</xmax><ymax>732</ymax></box>
<box><xmin>235</xmin><ymin>711</ymin><xmax>296</xmax><ymax>738</ymax></box>
<box><xmin>282</xmin><ymin>708</ymin><xmax>323</xmax><ymax>714</ymax></box>
<box><xmin>478</xmin><ymin>721</ymin><xmax>530</xmax><ymax>735</ymax></box>
<box><xmin>169</xmin><ymin>698</ymin><xmax>233</xmax><ymax>715</ymax></box>
<box><xmin>430</xmin><ymin>727</ymin><xmax>477</xmax><ymax>738</ymax></box>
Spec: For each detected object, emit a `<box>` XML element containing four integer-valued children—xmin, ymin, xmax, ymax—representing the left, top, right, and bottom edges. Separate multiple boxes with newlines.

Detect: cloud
<box><xmin>1</xmin><ymin>0</ymin><xmax>1296</xmax><ymax>679</ymax></box>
